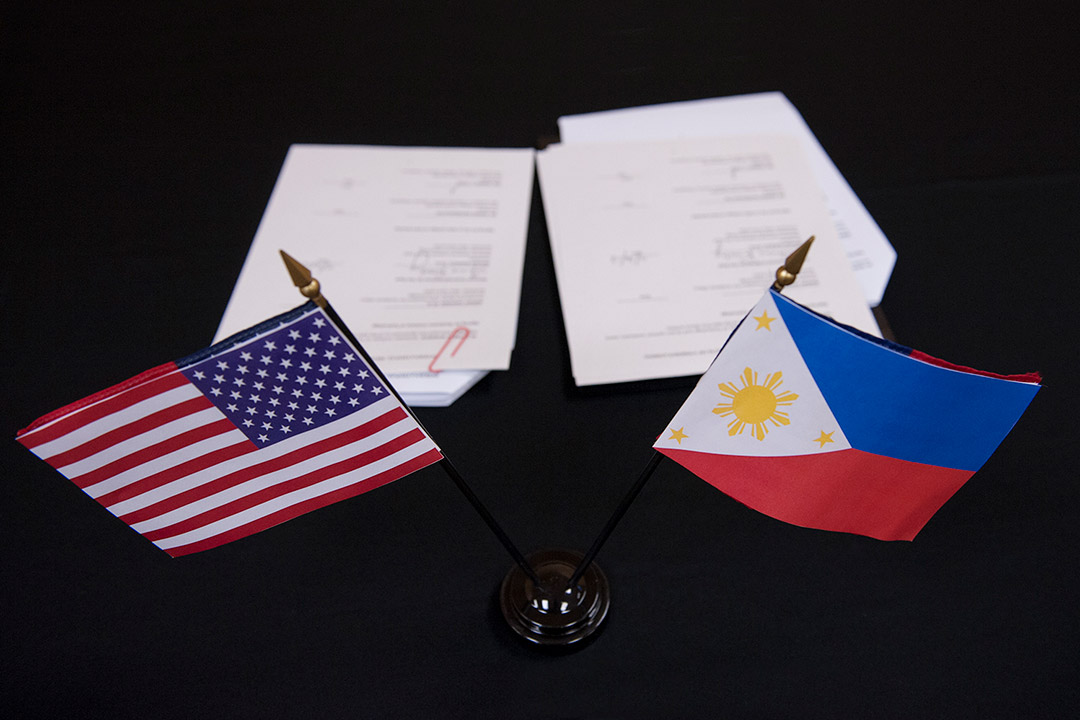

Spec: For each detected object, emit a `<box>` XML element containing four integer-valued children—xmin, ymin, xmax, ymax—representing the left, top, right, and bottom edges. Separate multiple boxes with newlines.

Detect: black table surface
<box><xmin>4</xmin><ymin>4</ymin><xmax>1078</xmax><ymax>718</ymax></box>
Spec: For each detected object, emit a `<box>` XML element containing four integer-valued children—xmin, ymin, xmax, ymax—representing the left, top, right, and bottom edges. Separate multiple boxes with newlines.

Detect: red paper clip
<box><xmin>427</xmin><ymin>326</ymin><xmax>470</xmax><ymax>373</ymax></box>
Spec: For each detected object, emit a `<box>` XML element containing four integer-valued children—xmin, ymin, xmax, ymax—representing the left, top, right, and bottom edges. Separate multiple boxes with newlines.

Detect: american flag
<box><xmin>17</xmin><ymin>302</ymin><xmax>443</xmax><ymax>556</ymax></box>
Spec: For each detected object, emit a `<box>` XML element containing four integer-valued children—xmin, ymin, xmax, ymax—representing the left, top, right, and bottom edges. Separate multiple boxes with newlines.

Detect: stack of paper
<box><xmin>539</xmin><ymin>93</ymin><xmax>891</xmax><ymax>386</ymax></box>
<box><xmin>216</xmin><ymin>144</ymin><xmax>536</xmax><ymax>406</ymax></box>
<box><xmin>377</xmin><ymin>369</ymin><xmax>490</xmax><ymax>408</ymax></box>
<box><xmin>557</xmin><ymin>92</ymin><xmax>896</xmax><ymax>306</ymax></box>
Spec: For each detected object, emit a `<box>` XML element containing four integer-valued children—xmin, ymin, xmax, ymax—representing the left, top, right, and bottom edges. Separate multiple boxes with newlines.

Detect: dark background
<box><xmin>4</xmin><ymin>3</ymin><xmax>1078</xmax><ymax>717</ymax></box>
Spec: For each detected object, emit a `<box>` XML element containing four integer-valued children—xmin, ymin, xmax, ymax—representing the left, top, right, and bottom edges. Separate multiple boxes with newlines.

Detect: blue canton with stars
<box><xmin>178</xmin><ymin>305</ymin><xmax>389</xmax><ymax>448</ymax></box>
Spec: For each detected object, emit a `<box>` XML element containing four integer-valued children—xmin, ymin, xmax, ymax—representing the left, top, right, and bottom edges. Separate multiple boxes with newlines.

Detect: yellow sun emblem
<box><xmin>712</xmin><ymin>367</ymin><xmax>798</xmax><ymax>441</ymax></box>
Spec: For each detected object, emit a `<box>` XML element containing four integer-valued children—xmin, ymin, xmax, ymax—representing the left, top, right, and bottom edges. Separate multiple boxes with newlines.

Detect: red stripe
<box><xmin>71</xmin><ymin>418</ymin><xmax>236</xmax><ymax>489</ymax></box>
<box><xmin>658</xmin><ymin>447</ymin><xmax>973</xmax><ymax>541</ymax></box>
<box><xmin>116</xmin><ymin>407</ymin><xmax>408</xmax><ymax>524</ymax></box>
<box><xmin>163</xmin><ymin>448</ymin><xmax>443</xmax><ymax>557</ymax></box>
<box><xmin>908</xmin><ymin>349</ymin><xmax>1041</xmax><ymax>383</ymax></box>
<box><xmin>18</xmin><ymin>364</ymin><xmax>187</xmax><ymax>448</ymax></box>
<box><xmin>97</xmin><ymin>439</ymin><xmax>256</xmax><ymax>508</ymax></box>
<box><xmin>141</xmin><ymin>428</ymin><xmax>427</xmax><ymax>542</ymax></box>
<box><xmin>44</xmin><ymin>395</ymin><xmax>215</xmax><ymax>468</ymax></box>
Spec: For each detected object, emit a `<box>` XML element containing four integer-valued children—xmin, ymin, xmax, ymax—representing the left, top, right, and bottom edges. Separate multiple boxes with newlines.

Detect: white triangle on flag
<box><xmin>655</xmin><ymin>292</ymin><xmax>849</xmax><ymax>458</ymax></box>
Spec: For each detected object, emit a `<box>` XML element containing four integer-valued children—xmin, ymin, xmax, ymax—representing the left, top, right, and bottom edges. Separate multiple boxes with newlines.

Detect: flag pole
<box><xmin>565</xmin><ymin>451</ymin><xmax>662</xmax><ymax>587</ymax></box>
<box><xmin>279</xmin><ymin>251</ymin><xmax>541</xmax><ymax>586</ymax></box>
<box><xmin>565</xmin><ymin>236</ymin><xmax>816</xmax><ymax>589</ymax></box>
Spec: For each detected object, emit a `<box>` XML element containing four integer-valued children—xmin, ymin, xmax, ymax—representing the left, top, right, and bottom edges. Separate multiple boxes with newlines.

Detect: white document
<box><xmin>537</xmin><ymin>135</ymin><xmax>880</xmax><ymax>386</ymax></box>
<box><xmin>557</xmin><ymin>92</ymin><xmax>896</xmax><ymax>306</ymax></box>
<box><xmin>389</xmin><ymin>370</ymin><xmax>488</xmax><ymax>407</ymax></box>
<box><xmin>215</xmin><ymin>144</ymin><xmax>535</xmax><ymax>376</ymax></box>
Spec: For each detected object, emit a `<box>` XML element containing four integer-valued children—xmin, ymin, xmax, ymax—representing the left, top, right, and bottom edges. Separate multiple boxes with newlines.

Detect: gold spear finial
<box><xmin>279</xmin><ymin>250</ymin><xmax>327</xmax><ymax>307</ymax></box>
<box><xmin>771</xmin><ymin>236</ymin><xmax>815</xmax><ymax>292</ymax></box>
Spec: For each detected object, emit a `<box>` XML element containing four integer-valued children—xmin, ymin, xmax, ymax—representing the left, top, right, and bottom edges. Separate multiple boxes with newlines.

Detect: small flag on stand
<box><xmin>17</xmin><ymin>302</ymin><xmax>443</xmax><ymax>556</ymax></box>
<box><xmin>653</xmin><ymin>290</ymin><xmax>1041</xmax><ymax>541</ymax></box>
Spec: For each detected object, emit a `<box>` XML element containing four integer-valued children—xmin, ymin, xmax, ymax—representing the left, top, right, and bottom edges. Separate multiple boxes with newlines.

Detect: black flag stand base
<box><xmin>499</xmin><ymin>452</ymin><xmax>665</xmax><ymax>648</ymax></box>
<box><xmin>499</xmin><ymin>549</ymin><xmax>610</xmax><ymax>647</ymax></box>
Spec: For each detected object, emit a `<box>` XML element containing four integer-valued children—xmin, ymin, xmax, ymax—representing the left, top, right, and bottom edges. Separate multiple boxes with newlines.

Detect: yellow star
<box><xmin>668</xmin><ymin>427</ymin><xmax>689</xmax><ymax>444</ymax></box>
<box><xmin>753</xmin><ymin>310</ymin><xmax>776</xmax><ymax>331</ymax></box>
<box><xmin>814</xmin><ymin>430</ymin><xmax>835</xmax><ymax>448</ymax></box>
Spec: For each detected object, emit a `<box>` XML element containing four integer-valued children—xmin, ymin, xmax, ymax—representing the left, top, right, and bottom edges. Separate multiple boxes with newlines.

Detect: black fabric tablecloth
<box><xmin>4</xmin><ymin>4</ymin><xmax>1077</xmax><ymax>718</ymax></box>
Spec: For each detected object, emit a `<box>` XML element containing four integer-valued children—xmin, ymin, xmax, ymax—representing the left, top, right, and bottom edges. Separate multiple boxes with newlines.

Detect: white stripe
<box><xmin>104</xmin><ymin>396</ymin><xmax>406</xmax><ymax>514</ymax></box>
<box><xmin>57</xmin><ymin>407</ymin><xmax>225</xmax><ymax>477</ymax></box>
<box><xmin>130</xmin><ymin>416</ymin><xmax>420</xmax><ymax>533</ymax></box>
<box><xmin>19</xmin><ymin>368</ymin><xmax>188</xmax><ymax>440</ymax></box>
<box><xmin>153</xmin><ymin>437</ymin><xmax>437</xmax><ymax>551</ymax></box>
<box><xmin>30</xmin><ymin>384</ymin><xmax>203</xmax><ymax>459</ymax></box>
<box><xmin>84</xmin><ymin>429</ymin><xmax>251</xmax><ymax>499</ymax></box>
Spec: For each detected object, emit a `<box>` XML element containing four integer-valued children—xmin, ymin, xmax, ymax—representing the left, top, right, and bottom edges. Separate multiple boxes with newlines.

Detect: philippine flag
<box><xmin>653</xmin><ymin>290</ymin><xmax>1041</xmax><ymax>541</ymax></box>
